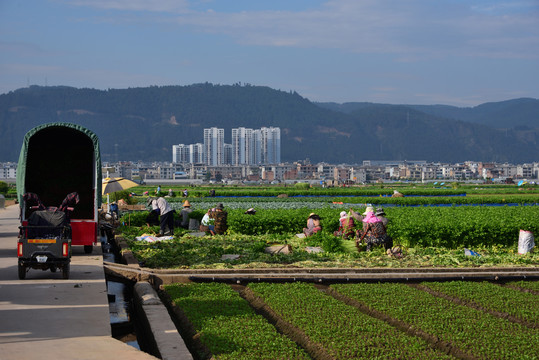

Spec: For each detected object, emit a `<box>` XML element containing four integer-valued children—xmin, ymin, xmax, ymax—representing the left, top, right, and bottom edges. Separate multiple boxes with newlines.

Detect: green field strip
<box><xmin>248</xmin><ymin>282</ymin><xmax>455</xmax><ymax>360</ymax></box>
<box><xmin>421</xmin><ymin>281</ymin><xmax>539</xmax><ymax>327</ymax></box>
<box><xmin>163</xmin><ymin>283</ymin><xmax>311</xmax><ymax>360</ymax></box>
<box><xmin>508</xmin><ymin>280</ymin><xmax>539</xmax><ymax>293</ymax></box>
<box><xmin>331</xmin><ymin>283</ymin><xmax>539</xmax><ymax>360</ymax></box>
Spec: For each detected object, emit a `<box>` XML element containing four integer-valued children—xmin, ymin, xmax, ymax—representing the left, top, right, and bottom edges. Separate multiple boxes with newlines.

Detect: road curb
<box><xmin>133</xmin><ymin>281</ymin><xmax>193</xmax><ymax>360</ymax></box>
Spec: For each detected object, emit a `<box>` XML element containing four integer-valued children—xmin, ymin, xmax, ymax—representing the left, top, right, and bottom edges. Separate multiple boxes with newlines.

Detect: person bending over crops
<box><xmin>334</xmin><ymin>211</ymin><xmax>355</xmax><ymax>239</ymax></box>
<box><xmin>148</xmin><ymin>197</ymin><xmax>175</xmax><ymax>236</ymax></box>
<box><xmin>213</xmin><ymin>203</ymin><xmax>228</xmax><ymax>235</ymax></box>
<box><xmin>375</xmin><ymin>207</ymin><xmax>389</xmax><ymax>229</ymax></box>
<box><xmin>303</xmin><ymin>213</ymin><xmax>322</xmax><ymax>237</ymax></box>
<box><xmin>179</xmin><ymin>200</ymin><xmax>193</xmax><ymax>229</ymax></box>
<box><xmin>201</xmin><ymin>208</ymin><xmax>216</xmax><ymax>235</ymax></box>
<box><xmin>355</xmin><ymin>207</ymin><xmax>392</xmax><ymax>251</ymax></box>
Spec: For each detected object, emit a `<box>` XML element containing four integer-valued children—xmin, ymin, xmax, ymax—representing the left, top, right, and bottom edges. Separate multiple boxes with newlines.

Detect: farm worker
<box><xmin>214</xmin><ymin>203</ymin><xmax>228</xmax><ymax>235</ymax></box>
<box><xmin>179</xmin><ymin>200</ymin><xmax>193</xmax><ymax>229</ymax></box>
<box><xmin>145</xmin><ymin>197</ymin><xmax>160</xmax><ymax>227</ymax></box>
<box><xmin>334</xmin><ymin>211</ymin><xmax>355</xmax><ymax>239</ymax></box>
<box><xmin>201</xmin><ymin>208</ymin><xmax>216</xmax><ymax>235</ymax></box>
<box><xmin>148</xmin><ymin>197</ymin><xmax>175</xmax><ymax>236</ymax></box>
<box><xmin>349</xmin><ymin>208</ymin><xmax>364</xmax><ymax>222</ymax></box>
<box><xmin>375</xmin><ymin>208</ymin><xmax>389</xmax><ymax>229</ymax></box>
<box><xmin>183</xmin><ymin>189</ymin><xmax>188</xmax><ymax>197</ymax></box>
<box><xmin>303</xmin><ymin>213</ymin><xmax>322</xmax><ymax>237</ymax></box>
<box><xmin>391</xmin><ymin>190</ymin><xmax>404</xmax><ymax>197</ymax></box>
<box><xmin>244</xmin><ymin>208</ymin><xmax>256</xmax><ymax>215</ymax></box>
<box><xmin>156</xmin><ymin>185</ymin><xmax>161</xmax><ymax>194</ymax></box>
<box><xmin>356</xmin><ymin>207</ymin><xmax>392</xmax><ymax>251</ymax></box>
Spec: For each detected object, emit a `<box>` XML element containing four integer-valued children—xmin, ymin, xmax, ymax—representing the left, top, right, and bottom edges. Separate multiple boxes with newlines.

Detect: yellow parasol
<box><xmin>102</xmin><ymin>177</ymin><xmax>138</xmax><ymax>195</ymax></box>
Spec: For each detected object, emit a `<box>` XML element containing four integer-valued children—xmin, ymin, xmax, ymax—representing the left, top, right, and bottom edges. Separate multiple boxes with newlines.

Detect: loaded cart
<box><xmin>17</xmin><ymin>123</ymin><xmax>102</xmax><ymax>279</ymax></box>
<box><xmin>17</xmin><ymin>192</ymin><xmax>79</xmax><ymax>279</ymax></box>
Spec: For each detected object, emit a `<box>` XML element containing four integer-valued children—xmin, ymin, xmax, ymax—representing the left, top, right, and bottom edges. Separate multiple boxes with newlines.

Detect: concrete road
<box><xmin>0</xmin><ymin>204</ymin><xmax>157</xmax><ymax>360</ymax></box>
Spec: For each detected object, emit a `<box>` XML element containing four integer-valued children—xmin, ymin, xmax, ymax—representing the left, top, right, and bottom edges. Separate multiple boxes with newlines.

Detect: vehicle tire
<box><xmin>84</xmin><ymin>245</ymin><xmax>93</xmax><ymax>254</ymax></box>
<box><xmin>62</xmin><ymin>263</ymin><xmax>70</xmax><ymax>280</ymax></box>
<box><xmin>18</xmin><ymin>263</ymin><xmax>26</xmax><ymax>280</ymax></box>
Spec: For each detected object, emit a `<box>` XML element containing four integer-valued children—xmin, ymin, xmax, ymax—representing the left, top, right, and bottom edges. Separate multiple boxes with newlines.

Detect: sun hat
<box><xmin>183</xmin><ymin>200</ymin><xmax>191</xmax><ymax>207</ymax></box>
<box><xmin>216</xmin><ymin>203</ymin><xmax>225</xmax><ymax>210</ymax></box>
<box><xmin>340</xmin><ymin>211</ymin><xmax>347</xmax><ymax>218</ymax></box>
<box><xmin>362</xmin><ymin>206</ymin><xmax>374</xmax><ymax>215</ymax></box>
<box><xmin>375</xmin><ymin>208</ymin><xmax>385</xmax><ymax>216</ymax></box>
<box><xmin>146</xmin><ymin>197</ymin><xmax>155</xmax><ymax>206</ymax></box>
<box><xmin>309</xmin><ymin>212</ymin><xmax>316</xmax><ymax>217</ymax></box>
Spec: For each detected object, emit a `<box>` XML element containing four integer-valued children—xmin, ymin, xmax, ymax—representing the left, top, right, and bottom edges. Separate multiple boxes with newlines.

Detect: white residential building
<box><xmin>260</xmin><ymin>127</ymin><xmax>281</xmax><ymax>164</ymax></box>
<box><xmin>232</xmin><ymin>127</ymin><xmax>254</xmax><ymax>165</ymax></box>
<box><xmin>189</xmin><ymin>143</ymin><xmax>204</xmax><ymax>164</ymax></box>
<box><xmin>172</xmin><ymin>144</ymin><xmax>190</xmax><ymax>163</ymax></box>
<box><xmin>204</xmin><ymin>127</ymin><xmax>225</xmax><ymax>166</ymax></box>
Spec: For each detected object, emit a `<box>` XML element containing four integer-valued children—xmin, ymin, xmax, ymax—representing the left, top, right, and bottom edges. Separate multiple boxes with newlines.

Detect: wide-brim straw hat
<box><xmin>183</xmin><ymin>200</ymin><xmax>191</xmax><ymax>207</ymax></box>
<box><xmin>362</xmin><ymin>206</ymin><xmax>374</xmax><ymax>215</ymax></box>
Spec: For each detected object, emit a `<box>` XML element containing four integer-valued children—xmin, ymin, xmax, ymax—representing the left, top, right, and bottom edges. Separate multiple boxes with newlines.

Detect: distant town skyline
<box><xmin>1</xmin><ymin>1</ymin><xmax>538</xmax><ymax>106</ymax></box>
<box><xmin>173</xmin><ymin>127</ymin><xmax>281</xmax><ymax>166</ymax></box>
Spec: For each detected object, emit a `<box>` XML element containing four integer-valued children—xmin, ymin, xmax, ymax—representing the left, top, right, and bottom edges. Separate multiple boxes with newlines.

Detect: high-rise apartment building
<box><xmin>232</xmin><ymin>127</ymin><xmax>254</xmax><ymax>165</ymax></box>
<box><xmin>189</xmin><ymin>143</ymin><xmax>204</xmax><ymax>163</ymax></box>
<box><xmin>173</xmin><ymin>126</ymin><xmax>280</xmax><ymax>165</ymax></box>
<box><xmin>203</xmin><ymin>127</ymin><xmax>225</xmax><ymax>166</ymax></box>
<box><xmin>231</xmin><ymin>126</ymin><xmax>280</xmax><ymax>165</ymax></box>
<box><xmin>172</xmin><ymin>144</ymin><xmax>190</xmax><ymax>163</ymax></box>
<box><xmin>261</xmin><ymin>127</ymin><xmax>281</xmax><ymax>164</ymax></box>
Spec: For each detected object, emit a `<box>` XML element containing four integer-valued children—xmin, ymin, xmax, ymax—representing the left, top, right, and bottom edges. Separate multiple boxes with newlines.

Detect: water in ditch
<box><xmin>102</xmin><ymin>235</ymin><xmax>141</xmax><ymax>351</ymax></box>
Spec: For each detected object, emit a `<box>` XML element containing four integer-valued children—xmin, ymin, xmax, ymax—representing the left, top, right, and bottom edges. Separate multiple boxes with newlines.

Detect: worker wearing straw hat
<box><xmin>179</xmin><ymin>200</ymin><xmax>193</xmax><ymax>229</ymax></box>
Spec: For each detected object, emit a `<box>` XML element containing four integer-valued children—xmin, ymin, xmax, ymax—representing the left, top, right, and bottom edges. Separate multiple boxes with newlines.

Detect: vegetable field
<box><xmin>164</xmin><ymin>280</ymin><xmax>539</xmax><ymax>360</ymax></box>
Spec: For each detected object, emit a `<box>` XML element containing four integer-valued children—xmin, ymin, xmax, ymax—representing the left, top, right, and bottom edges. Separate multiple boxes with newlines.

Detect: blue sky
<box><xmin>1</xmin><ymin>0</ymin><xmax>538</xmax><ymax>106</ymax></box>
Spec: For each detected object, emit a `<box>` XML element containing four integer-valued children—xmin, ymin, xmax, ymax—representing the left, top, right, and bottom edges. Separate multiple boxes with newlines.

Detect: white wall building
<box><xmin>204</xmin><ymin>127</ymin><xmax>225</xmax><ymax>166</ymax></box>
<box><xmin>260</xmin><ymin>127</ymin><xmax>281</xmax><ymax>164</ymax></box>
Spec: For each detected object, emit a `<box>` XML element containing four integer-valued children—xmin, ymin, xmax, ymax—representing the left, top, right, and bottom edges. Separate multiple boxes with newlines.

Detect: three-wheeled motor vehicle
<box><xmin>16</xmin><ymin>123</ymin><xmax>102</xmax><ymax>279</ymax></box>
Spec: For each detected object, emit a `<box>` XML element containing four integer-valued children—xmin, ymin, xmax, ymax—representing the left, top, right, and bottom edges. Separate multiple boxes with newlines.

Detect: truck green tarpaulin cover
<box><xmin>16</xmin><ymin>122</ymin><xmax>102</xmax><ymax>209</ymax></box>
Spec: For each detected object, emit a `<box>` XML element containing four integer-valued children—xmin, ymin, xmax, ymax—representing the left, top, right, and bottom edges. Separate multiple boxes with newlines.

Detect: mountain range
<box><xmin>0</xmin><ymin>84</ymin><xmax>537</xmax><ymax>164</ymax></box>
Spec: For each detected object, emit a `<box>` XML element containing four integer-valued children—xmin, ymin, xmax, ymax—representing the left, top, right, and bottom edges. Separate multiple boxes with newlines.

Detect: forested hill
<box><xmin>317</xmin><ymin>98</ymin><xmax>539</xmax><ymax>130</ymax></box>
<box><xmin>1</xmin><ymin>84</ymin><xmax>537</xmax><ymax>164</ymax></box>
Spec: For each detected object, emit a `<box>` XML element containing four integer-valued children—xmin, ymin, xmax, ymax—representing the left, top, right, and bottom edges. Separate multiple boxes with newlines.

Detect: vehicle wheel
<box><xmin>84</xmin><ymin>245</ymin><xmax>93</xmax><ymax>254</ymax></box>
<box><xmin>18</xmin><ymin>263</ymin><xmax>26</xmax><ymax>280</ymax></box>
<box><xmin>62</xmin><ymin>263</ymin><xmax>70</xmax><ymax>280</ymax></box>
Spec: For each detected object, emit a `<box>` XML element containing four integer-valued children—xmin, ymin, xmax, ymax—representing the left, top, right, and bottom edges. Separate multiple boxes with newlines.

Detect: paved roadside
<box><xmin>0</xmin><ymin>204</ymin><xmax>157</xmax><ymax>360</ymax></box>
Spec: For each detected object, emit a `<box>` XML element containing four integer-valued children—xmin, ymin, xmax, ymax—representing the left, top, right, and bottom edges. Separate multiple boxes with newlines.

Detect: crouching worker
<box><xmin>303</xmin><ymin>213</ymin><xmax>322</xmax><ymax>237</ymax></box>
<box><xmin>334</xmin><ymin>211</ymin><xmax>355</xmax><ymax>239</ymax></box>
<box><xmin>355</xmin><ymin>207</ymin><xmax>392</xmax><ymax>251</ymax></box>
<box><xmin>213</xmin><ymin>203</ymin><xmax>228</xmax><ymax>235</ymax></box>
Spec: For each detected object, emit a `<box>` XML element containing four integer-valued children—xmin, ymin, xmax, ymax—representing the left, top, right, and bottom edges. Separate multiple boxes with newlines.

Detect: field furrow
<box><xmin>420</xmin><ymin>281</ymin><xmax>539</xmax><ymax>327</ymax></box>
<box><xmin>331</xmin><ymin>283</ymin><xmax>539</xmax><ymax>360</ymax></box>
<box><xmin>248</xmin><ymin>282</ymin><xmax>455</xmax><ymax>360</ymax></box>
<box><xmin>163</xmin><ymin>282</ymin><xmax>311</xmax><ymax>360</ymax></box>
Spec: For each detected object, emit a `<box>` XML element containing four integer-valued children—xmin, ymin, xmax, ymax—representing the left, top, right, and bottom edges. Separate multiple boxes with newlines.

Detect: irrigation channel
<box><xmin>101</xmin><ymin>225</ymin><xmax>156</xmax><ymax>357</ymax></box>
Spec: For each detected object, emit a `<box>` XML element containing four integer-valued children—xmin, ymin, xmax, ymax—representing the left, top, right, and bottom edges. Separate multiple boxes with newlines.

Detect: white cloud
<box><xmin>64</xmin><ymin>1</ymin><xmax>539</xmax><ymax>60</ymax></box>
<box><xmin>66</xmin><ymin>0</ymin><xmax>191</xmax><ymax>13</ymax></box>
